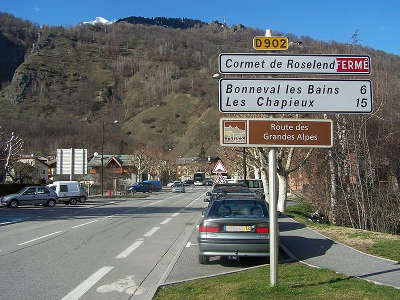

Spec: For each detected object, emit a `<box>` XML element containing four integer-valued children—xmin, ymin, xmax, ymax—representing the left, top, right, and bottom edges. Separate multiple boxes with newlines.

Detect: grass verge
<box><xmin>154</xmin><ymin>262</ymin><xmax>399</xmax><ymax>299</ymax></box>
<box><xmin>285</xmin><ymin>201</ymin><xmax>400</xmax><ymax>262</ymax></box>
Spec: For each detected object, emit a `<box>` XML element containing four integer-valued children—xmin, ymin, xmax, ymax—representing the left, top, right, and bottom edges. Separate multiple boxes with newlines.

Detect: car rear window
<box><xmin>60</xmin><ymin>185</ymin><xmax>68</xmax><ymax>192</ymax></box>
<box><xmin>213</xmin><ymin>186</ymin><xmax>251</xmax><ymax>194</ymax></box>
<box><xmin>208</xmin><ymin>200</ymin><xmax>268</xmax><ymax>218</ymax></box>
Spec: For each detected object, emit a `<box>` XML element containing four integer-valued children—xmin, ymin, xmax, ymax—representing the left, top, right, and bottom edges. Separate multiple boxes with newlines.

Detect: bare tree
<box><xmin>0</xmin><ymin>129</ymin><xmax>24</xmax><ymax>183</ymax></box>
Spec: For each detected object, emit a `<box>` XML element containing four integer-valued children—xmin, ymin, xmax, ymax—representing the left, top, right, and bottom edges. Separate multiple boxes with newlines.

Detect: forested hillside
<box><xmin>1</xmin><ymin>13</ymin><xmax>400</xmax><ymax>233</ymax></box>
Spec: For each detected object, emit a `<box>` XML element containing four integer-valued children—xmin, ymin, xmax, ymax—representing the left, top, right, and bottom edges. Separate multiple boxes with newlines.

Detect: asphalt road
<box><xmin>0</xmin><ymin>187</ymin><xmax>209</xmax><ymax>300</ymax></box>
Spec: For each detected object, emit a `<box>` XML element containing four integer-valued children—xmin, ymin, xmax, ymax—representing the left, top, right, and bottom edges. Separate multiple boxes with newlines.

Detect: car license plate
<box><xmin>225</xmin><ymin>225</ymin><xmax>252</xmax><ymax>232</ymax></box>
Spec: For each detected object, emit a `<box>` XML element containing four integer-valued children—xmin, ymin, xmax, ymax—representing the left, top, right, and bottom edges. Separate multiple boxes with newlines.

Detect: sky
<box><xmin>1</xmin><ymin>0</ymin><xmax>399</xmax><ymax>56</ymax></box>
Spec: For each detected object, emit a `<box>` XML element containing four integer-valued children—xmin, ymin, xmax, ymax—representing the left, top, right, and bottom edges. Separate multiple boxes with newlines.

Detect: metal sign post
<box><xmin>269</xmin><ymin>144</ymin><xmax>278</xmax><ymax>286</ymax></box>
<box><xmin>260</xmin><ymin>29</ymin><xmax>279</xmax><ymax>287</ymax></box>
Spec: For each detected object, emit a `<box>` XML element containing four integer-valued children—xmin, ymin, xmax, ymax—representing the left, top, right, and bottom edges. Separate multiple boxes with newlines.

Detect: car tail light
<box><xmin>256</xmin><ymin>223</ymin><xmax>269</xmax><ymax>234</ymax></box>
<box><xmin>199</xmin><ymin>223</ymin><xmax>219</xmax><ymax>233</ymax></box>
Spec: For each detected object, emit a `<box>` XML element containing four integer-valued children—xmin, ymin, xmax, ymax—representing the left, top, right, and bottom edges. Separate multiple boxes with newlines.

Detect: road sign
<box><xmin>220</xmin><ymin>118</ymin><xmax>333</xmax><ymax>148</ymax></box>
<box><xmin>253</xmin><ymin>36</ymin><xmax>288</xmax><ymax>50</ymax></box>
<box><xmin>213</xmin><ymin>173</ymin><xmax>226</xmax><ymax>185</ymax></box>
<box><xmin>213</xmin><ymin>160</ymin><xmax>227</xmax><ymax>174</ymax></box>
<box><xmin>219</xmin><ymin>54</ymin><xmax>371</xmax><ymax>75</ymax></box>
<box><xmin>219</xmin><ymin>78</ymin><xmax>372</xmax><ymax>114</ymax></box>
<box><xmin>56</xmin><ymin>148</ymin><xmax>87</xmax><ymax>175</ymax></box>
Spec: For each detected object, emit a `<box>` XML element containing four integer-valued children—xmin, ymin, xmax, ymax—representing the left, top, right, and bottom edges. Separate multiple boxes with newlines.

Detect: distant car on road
<box><xmin>167</xmin><ymin>181</ymin><xmax>182</xmax><ymax>187</ymax></box>
<box><xmin>198</xmin><ymin>194</ymin><xmax>270</xmax><ymax>264</ymax></box>
<box><xmin>205</xmin><ymin>183</ymin><xmax>252</xmax><ymax>205</ymax></box>
<box><xmin>205</xmin><ymin>179</ymin><xmax>214</xmax><ymax>186</ymax></box>
<box><xmin>1</xmin><ymin>186</ymin><xmax>58</xmax><ymax>208</ymax></box>
<box><xmin>126</xmin><ymin>182</ymin><xmax>152</xmax><ymax>193</ymax></box>
<box><xmin>171</xmin><ymin>182</ymin><xmax>185</xmax><ymax>193</ymax></box>
<box><xmin>183</xmin><ymin>179</ymin><xmax>194</xmax><ymax>185</ymax></box>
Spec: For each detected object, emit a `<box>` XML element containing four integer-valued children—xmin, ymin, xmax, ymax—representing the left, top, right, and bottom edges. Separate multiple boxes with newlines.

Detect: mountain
<box><xmin>0</xmin><ymin>13</ymin><xmax>399</xmax><ymax>161</ymax></box>
<box><xmin>82</xmin><ymin>17</ymin><xmax>114</xmax><ymax>25</ymax></box>
<box><xmin>116</xmin><ymin>16</ymin><xmax>206</xmax><ymax>29</ymax></box>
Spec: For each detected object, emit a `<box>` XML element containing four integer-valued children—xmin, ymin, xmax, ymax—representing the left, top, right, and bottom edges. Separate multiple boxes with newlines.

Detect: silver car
<box><xmin>198</xmin><ymin>195</ymin><xmax>269</xmax><ymax>264</ymax></box>
<box><xmin>0</xmin><ymin>186</ymin><xmax>58</xmax><ymax>208</ymax></box>
<box><xmin>171</xmin><ymin>182</ymin><xmax>185</xmax><ymax>193</ymax></box>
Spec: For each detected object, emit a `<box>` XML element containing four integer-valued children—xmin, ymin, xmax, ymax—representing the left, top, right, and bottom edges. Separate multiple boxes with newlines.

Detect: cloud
<box><xmin>33</xmin><ymin>7</ymin><xmax>40</xmax><ymax>12</ymax></box>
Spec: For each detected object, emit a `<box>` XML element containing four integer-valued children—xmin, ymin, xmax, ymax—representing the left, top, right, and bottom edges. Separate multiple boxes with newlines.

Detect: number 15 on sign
<box><xmin>219</xmin><ymin>79</ymin><xmax>372</xmax><ymax>114</ymax></box>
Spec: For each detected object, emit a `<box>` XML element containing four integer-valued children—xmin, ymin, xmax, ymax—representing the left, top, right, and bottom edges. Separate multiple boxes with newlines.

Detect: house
<box><xmin>176</xmin><ymin>156</ymin><xmax>219</xmax><ymax>181</ymax></box>
<box><xmin>8</xmin><ymin>154</ymin><xmax>49</xmax><ymax>184</ymax></box>
<box><xmin>87</xmin><ymin>154</ymin><xmax>138</xmax><ymax>189</ymax></box>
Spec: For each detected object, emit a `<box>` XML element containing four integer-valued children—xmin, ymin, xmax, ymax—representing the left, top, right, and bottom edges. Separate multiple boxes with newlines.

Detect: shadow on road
<box><xmin>279</xmin><ymin>235</ymin><xmax>335</xmax><ymax>261</ymax></box>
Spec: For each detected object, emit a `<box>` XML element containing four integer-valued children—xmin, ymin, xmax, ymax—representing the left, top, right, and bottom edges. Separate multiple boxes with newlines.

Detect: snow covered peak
<box><xmin>82</xmin><ymin>17</ymin><xmax>114</xmax><ymax>25</ymax></box>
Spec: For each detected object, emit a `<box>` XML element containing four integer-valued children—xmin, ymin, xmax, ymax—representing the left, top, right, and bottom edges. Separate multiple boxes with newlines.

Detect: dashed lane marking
<box><xmin>61</xmin><ymin>266</ymin><xmax>114</xmax><ymax>300</ymax></box>
<box><xmin>116</xmin><ymin>240</ymin><xmax>144</xmax><ymax>259</ymax></box>
<box><xmin>18</xmin><ymin>231</ymin><xmax>63</xmax><ymax>246</ymax></box>
<box><xmin>143</xmin><ymin>227</ymin><xmax>160</xmax><ymax>237</ymax></box>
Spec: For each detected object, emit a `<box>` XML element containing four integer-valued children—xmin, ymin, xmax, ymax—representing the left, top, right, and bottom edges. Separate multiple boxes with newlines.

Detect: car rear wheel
<box><xmin>47</xmin><ymin>199</ymin><xmax>56</xmax><ymax>207</ymax></box>
<box><xmin>199</xmin><ymin>254</ymin><xmax>209</xmax><ymax>265</ymax></box>
<box><xmin>79</xmin><ymin>196</ymin><xmax>87</xmax><ymax>203</ymax></box>
<box><xmin>8</xmin><ymin>199</ymin><xmax>18</xmax><ymax>208</ymax></box>
<box><xmin>69</xmin><ymin>198</ymin><xmax>77</xmax><ymax>205</ymax></box>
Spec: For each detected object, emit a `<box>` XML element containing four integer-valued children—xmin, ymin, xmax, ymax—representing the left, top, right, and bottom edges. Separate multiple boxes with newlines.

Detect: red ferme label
<box><xmin>336</xmin><ymin>57</ymin><xmax>369</xmax><ymax>73</ymax></box>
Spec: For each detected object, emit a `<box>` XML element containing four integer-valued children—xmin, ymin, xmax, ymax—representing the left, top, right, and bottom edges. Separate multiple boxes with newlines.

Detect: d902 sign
<box><xmin>253</xmin><ymin>37</ymin><xmax>288</xmax><ymax>50</ymax></box>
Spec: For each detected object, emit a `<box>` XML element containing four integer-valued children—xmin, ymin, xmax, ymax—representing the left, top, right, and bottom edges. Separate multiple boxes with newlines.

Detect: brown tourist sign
<box><xmin>220</xmin><ymin>118</ymin><xmax>333</xmax><ymax>148</ymax></box>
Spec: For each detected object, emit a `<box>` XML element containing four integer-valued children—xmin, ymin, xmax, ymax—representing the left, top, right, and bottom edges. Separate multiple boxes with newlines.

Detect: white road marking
<box><xmin>185</xmin><ymin>242</ymin><xmax>191</xmax><ymax>248</ymax></box>
<box><xmin>0</xmin><ymin>219</ymin><xmax>22</xmax><ymax>226</ymax></box>
<box><xmin>143</xmin><ymin>227</ymin><xmax>160</xmax><ymax>237</ymax></box>
<box><xmin>171</xmin><ymin>212</ymin><xmax>180</xmax><ymax>217</ymax></box>
<box><xmin>116</xmin><ymin>240</ymin><xmax>143</xmax><ymax>259</ymax></box>
<box><xmin>160</xmin><ymin>218</ymin><xmax>172</xmax><ymax>225</ymax></box>
<box><xmin>71</xmin><ymin>219</ymin><xmax>99</xmax><ymax>229</ymax></box>
<box><xmin>61</xmin><ymin>266</ymin><xmax>114</xmax><ymax>300</ymax></box>
<box><xmin>96</xmin><ymin>275</ymin><xmax>145</xmax><ymax>295</ymax></box>
<box><xmin>18</xmin><ymin>231</ymin><xmax>63</xmax><ymax>246</ymax></box>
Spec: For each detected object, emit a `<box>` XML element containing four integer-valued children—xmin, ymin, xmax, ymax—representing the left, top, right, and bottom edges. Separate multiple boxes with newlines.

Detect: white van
<box><xmin>47</xmin><ymin>181</ymin><xmax>87</xmax><ymax>205</ymax></box>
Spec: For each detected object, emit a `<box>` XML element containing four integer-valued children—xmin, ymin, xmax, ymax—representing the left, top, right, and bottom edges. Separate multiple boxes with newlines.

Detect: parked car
<box><xmin>183</xmin><ymin>179</ymin><xmax>194</xmax><ymax>185</ymax></box>
<box><xmin>171</xmin><ymin>182</ymin><xmax>185</xmax><ymax>193</ymax></box>
<box><xmin>1</xmin><ymin>186</ymin><xmax>58</xmax><ymax>208</ymax></box>
<box><xmin>126</xmin><ymin>182</ymin><xmax>152</xmax><ymax>193</ymax></box>
<box><xmin>47</xmin><ymin>181</ymin><xmax>87</xmax><ymax>205</ymax></box>
<box><xmin>198</xmin><ymin>194</ymin><xmax>270</xmax><ymax>264</ymax></box>
<box><xmin>143</xmin><ymin>180</ymin><xmax>162</xmax><ymax>191</ymax></box>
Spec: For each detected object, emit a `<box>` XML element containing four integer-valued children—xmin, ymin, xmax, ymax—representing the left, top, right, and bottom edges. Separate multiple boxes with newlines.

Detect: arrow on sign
<box><xmin>213</xmin><ymin>160</ymin><xmax>227</xmax><ymax>174</ymax></box>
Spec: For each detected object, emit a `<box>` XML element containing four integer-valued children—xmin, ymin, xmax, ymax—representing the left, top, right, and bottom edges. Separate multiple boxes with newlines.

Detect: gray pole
<box><xmin>269</xmin><ymin>147</ymin><xmax>278</xmax><ymax>286</ymax></box>
<box><xmin>264</xmin><ymin>28</ymin><xmax>278</xmax><ymax>287</ymax></box>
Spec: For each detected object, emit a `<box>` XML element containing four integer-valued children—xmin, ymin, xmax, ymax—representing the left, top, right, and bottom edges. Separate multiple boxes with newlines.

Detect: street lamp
<box><xmin>101</xmin><ymin>120</ymin><xmax>119</xmax><ymax>196</ymax></box>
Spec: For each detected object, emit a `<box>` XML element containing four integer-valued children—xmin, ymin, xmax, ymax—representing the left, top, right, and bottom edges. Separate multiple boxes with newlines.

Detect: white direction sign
<box><xmin>219</xmin><ymin>54</ymin><xmax>371</xmax><ymax>75</ymax></box>
<box><xmin>213</xmin><ymin>160</ymin><xmax>227</xmax><ymax>174</ymax></box>
<box><xmin>219</xmin><ymin>78</ymin><xmax>372</xmax><ymax>114</ymax></box>
<box><xmin>56</xmin><ymin>148</ymin><xmax>88</xmax><ymax>175</ymax></box>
